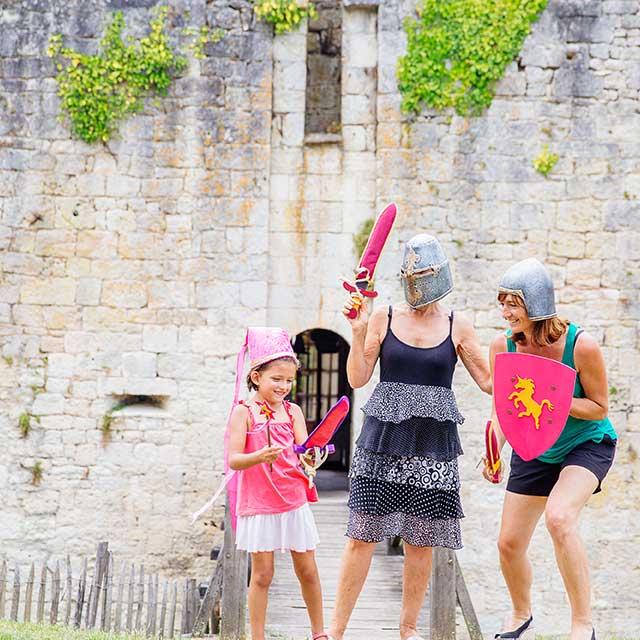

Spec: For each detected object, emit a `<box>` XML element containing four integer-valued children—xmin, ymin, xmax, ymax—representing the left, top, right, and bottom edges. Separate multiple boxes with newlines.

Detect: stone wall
<box><xmin>1</xmin><ymin>0</ymin><xmax>639</xmax><ymax>634</ymax></box>
<box><xmin>0</xmin><ymin>0</ymin><xmax>271</xmax><ymax>577</ymax></box>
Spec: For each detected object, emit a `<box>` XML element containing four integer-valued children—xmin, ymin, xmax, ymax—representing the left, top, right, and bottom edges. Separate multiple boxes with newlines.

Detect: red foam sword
<box><xmin>484</xmin><ymin>420</ymin><xmax>502</xmax><ymax>484</ymax></box>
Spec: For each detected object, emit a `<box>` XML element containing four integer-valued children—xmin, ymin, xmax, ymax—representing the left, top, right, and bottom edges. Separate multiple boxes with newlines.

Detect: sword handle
<box><xmin>347</xmin><ymin>296</ymin><xmax>361</xmax><ymax>320</ymax></box>
<box><xmin>341</xmin><ymin>279</ymin><xmax>377</xmax><ymax>319</ymax></box>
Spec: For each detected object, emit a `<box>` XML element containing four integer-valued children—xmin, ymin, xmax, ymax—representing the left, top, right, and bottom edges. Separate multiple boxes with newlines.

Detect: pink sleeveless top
<box><xmin>236</xmin><ymin>401</ymin><xmax>318</xmax><ymax>517</ymax></box>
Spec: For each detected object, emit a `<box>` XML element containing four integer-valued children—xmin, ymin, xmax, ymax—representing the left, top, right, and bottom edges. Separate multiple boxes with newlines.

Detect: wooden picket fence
<box><xmin>0</xmin><ymin>541</ymin><xmax>221</xmax><ymax>637</ymax></box>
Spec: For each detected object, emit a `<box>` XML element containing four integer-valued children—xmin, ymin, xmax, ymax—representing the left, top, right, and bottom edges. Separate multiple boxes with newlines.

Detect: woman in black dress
<box><xmin>328</xmin><ymin>234</ymin><xmax>491</xmax><ymax>640</ymax></box>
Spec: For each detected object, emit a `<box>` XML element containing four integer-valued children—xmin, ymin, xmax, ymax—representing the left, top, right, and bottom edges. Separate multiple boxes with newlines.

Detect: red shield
<box><xmin>494</xmin><ymin>352</ymin><xmax>576</xmax><ymax>461</ymax></box>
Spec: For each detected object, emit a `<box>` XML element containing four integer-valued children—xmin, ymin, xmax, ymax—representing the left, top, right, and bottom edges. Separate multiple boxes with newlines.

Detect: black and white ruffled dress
<box><xmin>347</xmin><ymin>306</ymin><xmax>465</xmax><ymax>549</ymax></box>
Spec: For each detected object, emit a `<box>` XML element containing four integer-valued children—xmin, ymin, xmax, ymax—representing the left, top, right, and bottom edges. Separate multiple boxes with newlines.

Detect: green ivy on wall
<box><xmin>397</xmin><ymin>0</ymin><xmax>548</xmax><ymax>116</ymax></box>
<box><xmin>181</xmin><ymin>24</ymin><xmax>225</xmax><ymax>59</ymax></box>
<box><xmin>47</xmin><ymin>7</ymin><xmax>190</xmax><ymax>144</ymax></box>
<box><xmin>254</xmin><ymin>0</ymin><xmax>317</xmax><ymax>35</ymax></box>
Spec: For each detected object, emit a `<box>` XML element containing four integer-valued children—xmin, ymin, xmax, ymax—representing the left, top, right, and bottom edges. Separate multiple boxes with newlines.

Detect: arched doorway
<box><xmin>292</xmin><ymin>328</ymin><xmax>352</xmax><ymax>472</ymax></box>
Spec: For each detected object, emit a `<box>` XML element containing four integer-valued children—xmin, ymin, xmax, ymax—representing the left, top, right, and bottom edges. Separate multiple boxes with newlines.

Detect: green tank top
<box><xmin>506</xmin><ymin>323</ymin><xmax>617</xmax><ymax>464</ymax></box>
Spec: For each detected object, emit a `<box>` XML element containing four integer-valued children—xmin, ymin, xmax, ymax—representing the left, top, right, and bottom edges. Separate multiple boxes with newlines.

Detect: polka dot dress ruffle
<box><xmin>347</xmin><ymin>511</ymin><xmax>462</xmax><ymax>549</ymax></box>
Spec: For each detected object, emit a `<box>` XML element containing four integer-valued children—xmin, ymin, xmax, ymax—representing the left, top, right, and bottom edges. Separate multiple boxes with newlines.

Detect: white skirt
<box><xmin>236</xmin><ymin>503</ymin><xmax>320</xmax><ymax>553</ymax></box>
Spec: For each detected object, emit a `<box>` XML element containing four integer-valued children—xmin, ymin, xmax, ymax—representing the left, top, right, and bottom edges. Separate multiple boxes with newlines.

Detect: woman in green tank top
<box><xmin>483</xmin><ymin>259</ymin><xmax>616</xmax><ymax>640</ymax></box>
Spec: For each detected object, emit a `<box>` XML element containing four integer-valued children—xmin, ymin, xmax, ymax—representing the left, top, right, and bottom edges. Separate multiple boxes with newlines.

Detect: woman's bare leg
<box><xmin>498</xmin><ymin>491</ymin><xmax>546</xmax><ymax>628</ymax></box>
<box><xmin>399</xmin><ymin>543</ymin><xmax>433</xmax><ymax>639</ymax></box>
<box><xmin>328</xmin><ymin>538</ymin><xmax>377</xmax><ymax>639</ymax></box>
<box><xmin>545</xmin><ymin>465</ymin><xmax>598</xmax><ymax>640</ymax></box>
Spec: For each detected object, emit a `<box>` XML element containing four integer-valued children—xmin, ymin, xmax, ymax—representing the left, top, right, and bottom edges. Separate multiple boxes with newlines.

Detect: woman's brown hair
<box><xmin>246</xmin><ymin>356</ymin><xmax>300</xmax><ymax>391</ymax></box>
<box><xmin>498</xmin><ymin>293</ymin><xmax>568</xmax><ymax>347</ymax></box>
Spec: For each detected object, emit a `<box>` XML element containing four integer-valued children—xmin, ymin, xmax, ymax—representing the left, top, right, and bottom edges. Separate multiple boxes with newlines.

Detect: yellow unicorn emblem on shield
<box><xmin>508</xmin><ymin>375</ymin><xmax>554</xmax><ymax>430</ymax></box>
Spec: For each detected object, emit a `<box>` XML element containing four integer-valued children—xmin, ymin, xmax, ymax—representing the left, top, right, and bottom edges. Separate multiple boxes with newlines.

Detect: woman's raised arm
<box><xmin>344</xmin><ymin>298</ymin><xmax>387</xmax><ymax>389</ymax></box>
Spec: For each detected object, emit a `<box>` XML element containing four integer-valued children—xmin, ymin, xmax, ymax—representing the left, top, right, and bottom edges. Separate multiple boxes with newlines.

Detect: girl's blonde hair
<box><xmin>498</xmin><ymin>292</ymin><xmax>568</xmax><ymax>347</ymax></box>
<box><xmin>246</xmin><ymin>356</ymin><xmax>300</xmax><ymax>391</ymax></box>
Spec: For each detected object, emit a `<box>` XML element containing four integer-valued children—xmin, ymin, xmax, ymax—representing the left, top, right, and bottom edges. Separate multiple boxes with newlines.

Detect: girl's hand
<box><xmin>255</xmin><ymin>445</ymin><xmax>283</xmax><ymax>465</ymax></box>
<box><xmin>342</xmin><ymin>291</ymin><xmax>369</xmax><ymax>331</ymax></box>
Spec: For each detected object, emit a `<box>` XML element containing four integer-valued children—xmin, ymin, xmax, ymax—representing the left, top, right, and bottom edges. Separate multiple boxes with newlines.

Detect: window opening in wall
<box><xmin>292</xmin><ymin>329</ymin><xmax>352</xmax><ymax>472</ymax></box>
<box><xmin>305</xmin><ymin>0</ymin><xmax>342</xmax><ymax>136</ymax></box>
<box><xmin>109</xmin><ymin>394</ymin><xmax>169</xmax><ymax>417</ymax></box>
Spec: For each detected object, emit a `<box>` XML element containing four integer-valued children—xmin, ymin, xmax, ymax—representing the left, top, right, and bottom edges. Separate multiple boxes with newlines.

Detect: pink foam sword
<box><xmin>295</xmin><ymin>396</ymin><xmax>350</xmax><ymax>487</ymax></box>
<box><xmin>342</xmin><ymin>203</ymin><xmax>397</xmax><ymax>319</ymax></box>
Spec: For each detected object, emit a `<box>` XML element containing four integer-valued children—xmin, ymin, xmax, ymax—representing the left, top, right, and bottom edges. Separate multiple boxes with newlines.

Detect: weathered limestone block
<box><xmin>603</xmin><ymin>200</ymin><xmax>640</xmax><ymax>231</ymax></box>
<box><xmin>195</xmin><ymin>282</ymin><xmax>240</xmax><ymax>308</ymax></box>
<box><xmin>101</xmin><ymin>281</ymin><xmax>147</xmax><ymax>309</ymax></box>
<box><xmin>521</xmin><ymin>43</ymin><xmax>566</xmax><ymax>68</ymax></box>
<box><xmin>342</xmin><ymin>93</ymin><xmax>376</xmax><ymax>126</ymax></box>
<box><xmin>77</xmin><ymin>231</ymin><xmax>118</xmax><ymax>259</ymax></box>
<box><xmin>344</xmin><ymin>33</ymin><xmax>378</xmax><ymax>69</ymax></box>
<box><xmin>157</xmin><ymin>354</ymin><xmax>202</xmax><ymax>380</ymax></box>
<box><xmin>240</xmin><ymin>281</ymin><xmax>268</xmax><ymax>309</ymax></box>
<box><xmin>82</xmin><ymin>307</ymin><xmax>129</xmax><ymax>331</ymax></box>
<box><xmin>20</xmin><ymin>278</ymin><xmax>76</xmax><ymax>305</ymax></box>
<box><xmin>281</xmin><ymin>112</ymin><xmax>305</xmax><ymax>146</ymax></box>
<box><xmin>557</xmin><ymin>201</ymin><xmax>603</xmax><ymax>231</ymax></box>
<box><xmin>76</xmin><ymin>278</ymin><xmax>102</xmax><ymax>306</ymax></box>
<box><xmin>32</xmin><ymin>393</ymin><xmax>65</xmax><ymax>415</ymax></box>
<box><xmin>142</xmin><ymin>325</ymin><xmax>178</xmax><ymax>353</ymax></box>
<box><xmin>554</xmin><ymin>55</ymin><xmax>604</xmax><ymax>98</ymax></box>
<box><xmin>566</xmin><ymin>259</ymin><xmax>603</xmax><ymax>288</ymax></box>
<box><xmin>106</xmin><ymin>175</ymin><xmax>140</xmax><ymax>197</ymax></box>
<box><xmin>122</xmin><ymin>352</ymin><xmax>157</xmax><ymax>378</ymax></box>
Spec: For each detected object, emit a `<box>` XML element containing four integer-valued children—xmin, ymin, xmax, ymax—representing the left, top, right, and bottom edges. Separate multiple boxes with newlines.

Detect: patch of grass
<box><xmin>30</xmin><ymin>461</ymin><xmax>44</xmax><ymax>486</ymax></box>
<box><xmin>101</xmin><ymin>413</ymin><xmax>115</xmax><ymax>444</ymax></box>
<box><xmin>19</xmin><ymin>461</ymin><xmax>45</xmax><ymax>486</ymax></box>
<box><xmin>0</xmin><ymin>620</ymin><xmax>147</xmax><ymax>639</ymax></box>
<box><xmin>18</xmin><ymin>413</ymin><xmax>31</xmax><ymax>438</ymax></box>
<box><xmin>100</xmin><ymin>399</ymin><xmax>129</xmax><ymax>445</ymax></box>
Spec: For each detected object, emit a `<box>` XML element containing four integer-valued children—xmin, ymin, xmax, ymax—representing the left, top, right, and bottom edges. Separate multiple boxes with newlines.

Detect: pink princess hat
<box><xmin>246</xmin><ymin>327</ymin><xmax>299</xmax><ymax>371</ymax></box>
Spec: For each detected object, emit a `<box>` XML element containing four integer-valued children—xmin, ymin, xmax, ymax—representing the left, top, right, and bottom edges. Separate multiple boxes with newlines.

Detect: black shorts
<box><xmin>506</xmin><ymin>435</ymin><xmax>617</xmax><ymax>497</ymax></box>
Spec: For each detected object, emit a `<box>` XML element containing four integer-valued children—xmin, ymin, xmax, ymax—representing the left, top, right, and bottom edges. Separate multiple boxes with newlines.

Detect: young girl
<box><xmin>227</xmin><ymin>327</ymin><xmax>328</xmax><ymax>640</ymax></box>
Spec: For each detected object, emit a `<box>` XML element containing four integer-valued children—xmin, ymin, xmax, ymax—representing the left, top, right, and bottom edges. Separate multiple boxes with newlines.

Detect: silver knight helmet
<box><xmin>498</xmin><ymin>258</ymin><xmax>557</xmax><ymax>321</ymax></box>
<box><xmin>400</xmin><ymin>234</ymin><xmax>453</xmax><ymax>308</ymax></box>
